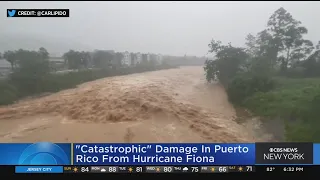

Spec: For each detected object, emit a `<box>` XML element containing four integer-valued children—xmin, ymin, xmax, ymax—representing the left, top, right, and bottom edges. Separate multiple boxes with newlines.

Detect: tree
<box><xmin>38</xmin><ymin>47</ymin><xmax>49</xmax><ymax>60</ymax></box>
<box><xmin>63</xmin><ymin>50</ymin><xmax>91</xmax><ymax>69</ymax></box>
<box><xmin>316</xmin><ymin>41</ymin><xmax>320</xmax><ymax>50</ymax></box>
<box><xmin>3</xmin><ymin>50</ymin><xmax>17</xmax><ymax>70</ymax></box>
<box><xmin>204</xmin><ymin>59</ymin><xmax>218</xmax><ymax>83</ymax></box>
<box><xmin>63</xmin><ymin>50</ymin><xmax>82</xmax><ymax>69</ymax></box>
<box><xmin>92</xmin><ymin>50</ymin><xmax>114</xmax><ymax>68</ymax></box>
<box><xmin>266</xmin><ymin>7</ymin><xmax>314</xmax><ymax>72</ymax></box>
<box><xmin>0</xmin><ymin>52</ymin><xmax>2</xmax><ymax>59</ymax></box>
<box><xmin>79</xmin><ymin>51</ymin><xmax>91</xmax><ymax>68</ymax></box>
<box><xmin>300</xmin><ymin>48</ymin><xmax>320</xmax><ymax>77</ymax></box>
<box><xmin>245</xmin><ymin>33</ymin><xmax>259</xmax><ymax>57</ymax></box>
<box><xmin>9</xmin><ymin>48</ymin><xmax>51</xmax><ymax>95</ymax></box>
<box><xmin>14</xmin><ymin>49</ymin><xmax>50</xmax><ymax>74</ymax></box>
<box><xmin>205</xmin><ymin>40</ymin><xmax>248</xmax><ymax>85</ymax></box>
<box><xmin>290</xmin><ymin>39</ymin><xmax>314</xmax><ymax>63</ymax></box>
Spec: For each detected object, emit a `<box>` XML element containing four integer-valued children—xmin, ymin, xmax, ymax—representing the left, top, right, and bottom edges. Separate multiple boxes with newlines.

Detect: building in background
<box><xmin>135</xmin><ymin>52</ymin><xmax>142</xmax><ymax>64</ymax></box>
<box><xmin>48</xmin><ymin>57</ymin><xmax>67</xmax><ymax>71</ymax></box>
<box><xmin>141</xmin><ymin>53</ymin><xmax>148</xmax><ymax>64</ymax></box>
<box><xmin>104</xmin><ymin>50</ymin><xmax>116</xmax><ymax>68</ymax></box>
<box><xmin>0</xmin><ymin>59</ymin><xmax>11</xmax><ymax>78</ymax></box>
<box><xmin>156</xmin><ymin>54</ymin><xmax>163</xmax><ymax>64</ymax></box>
<box><xmin>147</xmin><ymin>53</ymin><xmax>151</xmax><ymax>62</ymax></box>
<box><xmin>122</xmin><ymin>51</ymin><xmax>131</xmax><ymax>66</ymax></box>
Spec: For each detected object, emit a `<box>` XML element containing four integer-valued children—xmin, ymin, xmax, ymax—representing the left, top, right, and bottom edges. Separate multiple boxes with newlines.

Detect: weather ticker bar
<box><xmin>64</xmin><ymin>165</ymin><xmax>254</xmax><ymax>173</ymax></box>
<box><xmin>61</xmin><ymin>165</ymin><xmax>319</xmax><ymax>173</ymax></box>
<box><xmin>0</xmin><ymin>165</ymin><xmax>318</xmax><ymax>174</ymax></box>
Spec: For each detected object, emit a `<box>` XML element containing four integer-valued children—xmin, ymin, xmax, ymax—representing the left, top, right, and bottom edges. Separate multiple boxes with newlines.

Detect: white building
<box><xmin>121</xmin><ymin>51</ymin><xmax>131</xmax><ymax>66</ymax></box>
<box><xmin>156</xmin><ymin>54</ymin><xmax>163</xmax><ymax>64</ymax></box>
<box><xmin>0</xmin><ymin>59</ymin><xmax>11</xmax><ymax>78</ymax></box>
<box><xmin>135</xmin><ymin>52</ymin><xmax>142</xmax><ymax>64</ymax></box>
<box><xmin>147</xmin><ymin>53</ymin><xmax>151</xmax><ymax>62</ymax></box>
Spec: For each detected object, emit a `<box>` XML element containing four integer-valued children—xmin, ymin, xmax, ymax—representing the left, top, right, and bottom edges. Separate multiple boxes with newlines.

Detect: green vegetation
<box><xmin>243</xmin><ymin>77</ymin><xmax>320</xmax><ymax>141</ymax></box>
<box><xmin>204</xmin><ymin>7</ymin><xmax>320</xmax><ymax>142</ymax></box>
<box><xmin>0</xmin><ymin>48</ymin><xmax>178</xmax><ymax>106</ymax></box>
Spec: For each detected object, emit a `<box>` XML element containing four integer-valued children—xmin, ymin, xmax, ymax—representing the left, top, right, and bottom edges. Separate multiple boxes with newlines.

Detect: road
<box><xmin>0</xmin><ymin>66</ymin><xmax>269</xmax><ymax>143</ymax></box>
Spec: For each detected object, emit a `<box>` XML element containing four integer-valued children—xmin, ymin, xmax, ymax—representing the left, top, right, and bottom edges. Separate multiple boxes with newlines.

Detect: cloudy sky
<box><xmin>0</xmin><ymin>1</ymin><xmax>319</xmax><ymax>56</ymax></box>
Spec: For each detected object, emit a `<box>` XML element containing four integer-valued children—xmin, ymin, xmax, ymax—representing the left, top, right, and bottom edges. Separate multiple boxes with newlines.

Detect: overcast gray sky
<box><xmin>1</xmin><ymin>1</ymin><xmax>320</xmax><ymax>56</ymax></box>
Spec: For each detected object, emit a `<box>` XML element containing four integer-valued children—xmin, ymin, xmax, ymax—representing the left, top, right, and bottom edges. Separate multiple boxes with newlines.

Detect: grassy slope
<box><xmin>242</xmin><ymin>77</ymin><xmax>320</xmax><ymax>141</ymax></box>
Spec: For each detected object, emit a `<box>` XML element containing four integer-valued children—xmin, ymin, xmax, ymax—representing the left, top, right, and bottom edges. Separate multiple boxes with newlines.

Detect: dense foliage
<box><xmin>203</xmin><ymin>7</ymin><xmax>320</xmax><ymax>141</ymax></box>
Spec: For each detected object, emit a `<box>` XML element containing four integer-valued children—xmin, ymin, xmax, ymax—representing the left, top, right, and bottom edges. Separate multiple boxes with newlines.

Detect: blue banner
<box><xmin>73</xmin><ymin>143</ymin><xmax>255</xmax><ymax>165</ymax></box>
<box><xmin>15</xmin><ymin>166</ymin><xmax>63</xmax><ymax>173</ymax></box>
<box><xmin>0</xmin><ymin>142</ymin><xmax>318</xmax><ymax>166</ymax></box>
<box><xmin>313</xmin><ymin>143</ymin><xmax>320</xmax><ymax>165</ymax></box>
<box><xmin>0</xmin><ymin>142</ymin><xmax>71</xmax><ymax>165</ymax></box>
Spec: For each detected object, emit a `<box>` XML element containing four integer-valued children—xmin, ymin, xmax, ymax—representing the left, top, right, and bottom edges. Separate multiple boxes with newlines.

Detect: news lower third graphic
<box><xmin>7</xmin><ymin>9</ymin><xmax>69</xmax><ymax>17</ymax></box>
<box><xmin>72</xmin><ymin>143</ymin><xmax>256</xmax><ymax>165</ymax></box>
<box><xmin>0</xmin><ymin>142</ymin><xmax>71</xmax><ymax>165</ymax></box>
<box><xmin>1</xmin><ymin>142</ymin><xmax>320</xmax><ymax>167</ymax></box>
<box><xmin>255</xmin><ymin>143</ymin><xmax>314</xmax><ymax>165</ymax></box>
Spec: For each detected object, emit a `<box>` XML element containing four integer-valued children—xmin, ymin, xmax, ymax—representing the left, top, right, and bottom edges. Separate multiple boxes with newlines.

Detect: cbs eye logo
<box><xmin>18</xmin><ymin>142</ymin><xmax>69</xmax><ymax>165</ymax></box>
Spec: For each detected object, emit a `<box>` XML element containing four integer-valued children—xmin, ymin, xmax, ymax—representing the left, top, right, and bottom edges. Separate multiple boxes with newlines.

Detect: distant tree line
<box><xmin>0</xmin><ymin>48</ymin><xmax>186</xmax><ymax>105</ymax></box>
<box><xmin>1</xmin><ymin>48</ymin><xmax>205</xmax><ymax>72</ymax></box>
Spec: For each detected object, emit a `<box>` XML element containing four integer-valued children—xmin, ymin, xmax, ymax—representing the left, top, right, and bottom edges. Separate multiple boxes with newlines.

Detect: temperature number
<box><xmin>109</xmin><ymin>167</ymin><xmax>117</xmax><ymax>172</ymax></box>
<box><xmin>164</xmin><ymin>167</ymin><xmax>173</xmax><ymax>173</ymax></box>
<box><xmin>218</xmin><ymin>167</ymin><xmax>227</xmax><ymax>172</ymax></box>
<box><xmin>136</xmin><ymin>167</ymin><xmax>143</xmax><ymax>173</ymax></box>
<box><xmin>81</xmin><ymin>167</ymin><xmax>89</xmax><ymax>173</ymax></box>
<box><xmin>246</xmin><ymin>166</ymin><xmax>253</xmax><ymax>172</ymax></box>
<box><xmin>191</xmin><ymin>167</ymin><xmax>199</xmax><ymax>172</ymax></box>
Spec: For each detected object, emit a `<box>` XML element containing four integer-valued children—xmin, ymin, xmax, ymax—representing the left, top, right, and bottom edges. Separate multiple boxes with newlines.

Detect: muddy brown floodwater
<box><xmin>0</xmin><ymin>66</ymin><xmax>272</xmax><ymax>143</ymax></box>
